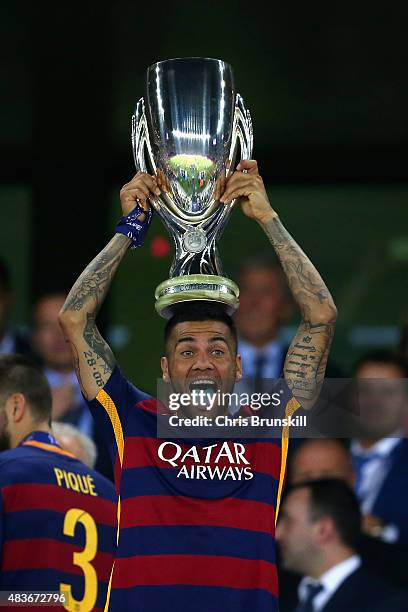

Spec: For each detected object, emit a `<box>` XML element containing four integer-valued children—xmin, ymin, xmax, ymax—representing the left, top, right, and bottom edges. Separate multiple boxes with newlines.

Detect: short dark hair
<box><xmin>0</xmin><ymin>355</ymin><xmax>52</xmax><ymax>423</ymax></box>
<box><xmin>289</xmin><ymin>438</ymin><xmax>351</xmax><ymax>481</ymax></box>
<box><xmin>353</xmin><ymin>350</ymin><xmax>408</xmax><ymax>377</ymax></box>
<box><xmin>164</xmin><ymin>301</ymin><xmax>237</xmax><ymax>352</ymax></box>
<box><xmin>287</xmin><ymin>478</ymin><xmax>361</xmax><ymax>549</ymax></box>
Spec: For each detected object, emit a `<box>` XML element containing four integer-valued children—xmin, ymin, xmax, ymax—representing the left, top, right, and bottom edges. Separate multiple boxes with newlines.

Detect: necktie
<box><xmin>352</xmin><ymin>453</ymin><xmax>382</xmax><ymax>500</ymax></box>
<box><xmin>295</xmin><ymin>582</ymin><xmax>323</xmax><ymax>612</ymax></box>
<box><xmin>253</xmin><ymin>352</ymin><xmax>267</xmax><ymax>394</ymax></box>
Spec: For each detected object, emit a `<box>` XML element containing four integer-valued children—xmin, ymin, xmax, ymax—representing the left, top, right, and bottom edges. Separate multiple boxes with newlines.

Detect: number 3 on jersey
<box><xmin>60</xmin><ymin>508</ymin><xmax>98</xmax><ymax>612</ymax></box>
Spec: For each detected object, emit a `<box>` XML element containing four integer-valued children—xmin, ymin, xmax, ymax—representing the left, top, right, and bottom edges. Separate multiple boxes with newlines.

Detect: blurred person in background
<box><xmin>31</xmin><ymin>292</ymin><xmax>93</xmax><ymax>434</ymax></box>
<box><xmin>0</xmin><ymin>257</ymin><xmax>31</xmax><ymax>356</ymax></box>
<box><xmin>289</xmin><ymin>439</ymin><xmax>355</xmax><ymax>488</ymax></box>
<box><xmin>351</xmin><ymin>351</ymin><xmax>408</xmax><ymax>543</ymax></box>
<box><xmin>32</xmin><ymin>292</ymin><xmax>112</xmax><ymax>478</ymax></box>
<box><xmin>52</xmin><ymin>421</ymin><xmax>97</xmax><ymax>469</ymax></box>
<box><xmin>235</xmin><ymin>257</ymin><xmax>344</xmax><ymax>387</ymax></box>
<box><xmin>235</xmin><ymin>257</ymin><xmax>295</xmax><ymax>383</ymax></box>
<box><xmin>0</xmin><ymin>354</ymin><xmax>116</xmax><ymax>608</ymax></box>
<box><xmin>276</xmin><ymin>479</ymin><xmax>408</xmax><ymax>612</ymax></box>
<box><xmin>398</xmin><ymin>315</ymin><xmax>408</xmax><ymax>368</ymax></box>
<box><xmin>398</xmin><ymin>320</ymin><xmax>408</xmax><ymax>433</ymax></box>
<box><xmin>277</xmin><ymin>438</ymin><xmax>408</xmax><ymax>607</ymax></box>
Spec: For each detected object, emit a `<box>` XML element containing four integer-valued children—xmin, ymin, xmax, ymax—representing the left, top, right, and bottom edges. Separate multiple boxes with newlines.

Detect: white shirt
<box><xmin>238</xmin><ymin>338</ymin><xmax>284</xmax><ymax>380</ymax></box>
<box><xmin>298</xmin><ymin>555</ymin><xmax>361</xmax><ymax>611</ymax></box>
<box><xmin>351</xmin><ymin>435</ymin><xmax>402</xmax><ymax>542</ymax></box>
<box><xmin>351</xmin><ymin>435</ymin><xmax>402</xmax><ymax>513</ymax></box>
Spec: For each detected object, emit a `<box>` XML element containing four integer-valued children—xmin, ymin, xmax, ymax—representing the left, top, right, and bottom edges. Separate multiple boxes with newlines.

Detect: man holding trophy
<box><xmin>59</xmin><ymin>59</ymin><xmax>337</xmax><ymax>611</ymax></box>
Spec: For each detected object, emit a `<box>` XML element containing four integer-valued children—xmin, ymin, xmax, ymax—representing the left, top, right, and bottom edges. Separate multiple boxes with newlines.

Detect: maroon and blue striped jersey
<box><xmin>87</xmin><ymin>367</ymin><xmax>300</xmax><ymax>611</ymax></box>
<box><xmin>0</xmin><ymin>431</ymin><xmax>117</xmax><ymax>611</ymax></box>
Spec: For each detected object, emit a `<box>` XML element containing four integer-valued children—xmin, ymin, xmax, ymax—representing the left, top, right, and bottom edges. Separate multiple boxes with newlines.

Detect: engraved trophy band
<box><xmin>132</xmin><ymin>57</ymin><xmax>253</xmax><ymax>318</ymax></box>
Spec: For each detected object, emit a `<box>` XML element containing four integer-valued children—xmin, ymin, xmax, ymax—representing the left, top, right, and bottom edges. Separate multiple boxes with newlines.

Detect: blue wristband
<box><xmin>115</xmin><ymin>203</ymin><xmax>153</xmax><ymax>249</ymax></box>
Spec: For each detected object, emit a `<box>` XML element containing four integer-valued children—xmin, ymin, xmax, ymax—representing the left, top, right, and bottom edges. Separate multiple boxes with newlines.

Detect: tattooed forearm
<box><xmin>83</xmin><ymin>314</ymin><xmax>115</xmax><ymax>372</ymax></box>
<box><xmin>284</xmin><ymin>320</ymin><xmax>334</xmax><ymax>405</ymax></box>
<box><xmin>59</xmin><ymin>233</ymin><xmax>131</xmax><ymax>400</ymax></box>
<box><xmin>66</xmin><ymin>339</ymin><xmax>86</xmax><ymax>395</ymax></box>
<box><xmin>261</xmin><ymin>215</ymin><xmax>337</xmax><ymax>322</ymax></box>
<box><xmin>260</xmin><ymin>214</ymin><xmax>337</xmax><ymax>408</ymax></box>
<box><xmin>77</xmin><ymin>316</ymin><xmax>116</xmax><ymax>399</ymax></box>
<box><xmin>62</xmin><ymin>233</ymin><xmax>130</xmax><ymax>314</ymax></box>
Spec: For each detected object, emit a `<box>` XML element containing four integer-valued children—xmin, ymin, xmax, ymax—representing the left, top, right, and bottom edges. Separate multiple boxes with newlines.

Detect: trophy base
<box><xmin>155</xmin><ymin>274</ymin><xmax>240</xmax><ymax>319</ymax></box>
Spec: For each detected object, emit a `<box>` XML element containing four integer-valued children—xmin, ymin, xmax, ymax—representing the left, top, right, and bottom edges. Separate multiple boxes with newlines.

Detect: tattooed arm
<box><xmin>59</xmin><ymin>172</ymin><xmax>159</xmax><ymax>400</ymax></box>
<box><xmin>221</xmin><ymin>159</ymin><xmax>337</xmax><ymax>409</ymax></box>
<box><xmin>261</xmin><ymin>216</ymin><xmax>337</xmax><ymax>408</ymax></box>
<box><xmin>59</xmin><ymin>234</ymin><xmax>130</xmax><ymax>400</ymax></box>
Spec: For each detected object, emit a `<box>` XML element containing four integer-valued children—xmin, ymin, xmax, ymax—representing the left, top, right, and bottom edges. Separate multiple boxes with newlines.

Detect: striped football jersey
<box><xmin>86</xmin><ymin>366</ymin><xmax>300</xmax><ymax>611</ymax></box>
<box><xmin>0</xmin><ymin>431</ymin><xmax>117</xmax><ymax>611</ymax></box>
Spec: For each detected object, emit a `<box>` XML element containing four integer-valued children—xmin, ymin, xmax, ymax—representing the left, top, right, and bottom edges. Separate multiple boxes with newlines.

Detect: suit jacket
<box><xmin>237</xmin><ymin>340</ymin><xmax>345</xmax><ymax>382</ymax></box>
<box><xmin>371</xmin><ymin>438</ymin><xmax>408</xmax><ymax>543</ymax></box>
<box><xmin>319</xmin><ymin>567</ymin><xmax>408</xmax><ymax>612</ymax></box>
<box><xmin>0</xmin><ymin>330</ymin><xmax>32</xmax><ymax>356</ymax></box>
<box><xmin>278</xmin><ymin>537</ymin><xmax>408</xmax><ymax>611</ymax></box>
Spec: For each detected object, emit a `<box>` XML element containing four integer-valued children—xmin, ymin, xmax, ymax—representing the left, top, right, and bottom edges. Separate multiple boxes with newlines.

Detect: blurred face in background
<box><xmin>55</xmin><ymin>432</ymin><xmax>85</xmax><ymax>463</ymax></box>
<box><xmin>276</xmin><ymin>488</ymin><xmax>319</xmax><ymax>575</ymax></box>
<box><xmin>290</xmin><ymin>440</ymin><xmax>356</xmax><ymax>487</ymax></box>
<box><xmin>32</xmin><ymin>294</ymin><xmax>72</xmax><ymax>371</ymax></box>
<box><xmin>235</xmin><ymin>266</ymin><xmax>293</xmax><ymax>348</ymax></box>
<box><xmin>355</xmin><ymin>362</ymin><xmax>407</xmax><ymax>441</ymax></box>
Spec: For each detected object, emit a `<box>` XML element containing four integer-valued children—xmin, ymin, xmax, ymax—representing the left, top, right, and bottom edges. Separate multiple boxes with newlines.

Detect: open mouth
<box><xmin>188</xmin><ymin>378</ymin><xmax>219</xmax><ymax>395</ymax></box>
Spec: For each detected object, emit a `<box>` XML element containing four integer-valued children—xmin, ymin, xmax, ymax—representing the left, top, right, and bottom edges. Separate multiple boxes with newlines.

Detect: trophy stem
<box><xmin>155</xmin><ymin>274</ymin><xmax>240</xmax><ymax>319</ymax></box>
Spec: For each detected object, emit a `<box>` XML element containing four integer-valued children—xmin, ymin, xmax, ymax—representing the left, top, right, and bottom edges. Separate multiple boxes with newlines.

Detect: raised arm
<box><xmin>59</xmin><ymin>172</ymin><xmax>159</xmax><ymax>400</ymax></box>
<box><xmin>220</xmin><ymin>160</ymin><xmax>337</xmax><ymax>409</ymax></box>
<box><xmin>260</xmin><ymin>213</ymin><xmax>337</xmax><ymax>409</ymax></box>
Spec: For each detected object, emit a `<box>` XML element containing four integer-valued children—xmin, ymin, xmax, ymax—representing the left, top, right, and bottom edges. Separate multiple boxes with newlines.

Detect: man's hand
<box><xmin>120</xmin><ymin>172</ymin><xmax>160</xmax><ymax>217</ymax></box>
<box><xmin>220</xmin><ymin>160</ymin><xmax>275</xmax><ymax>225</ymax></box>
<box><xmin>362</xmin><ymin>514</ymin><xmax>385</xmax><ymax>538</ymax></box>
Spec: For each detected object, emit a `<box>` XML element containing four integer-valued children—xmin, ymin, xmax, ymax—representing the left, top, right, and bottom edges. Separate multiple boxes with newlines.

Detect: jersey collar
<box><xmin>20</xmin><ymin>430</ymin><xmax>76</xmax><ymax>458</ymax></box>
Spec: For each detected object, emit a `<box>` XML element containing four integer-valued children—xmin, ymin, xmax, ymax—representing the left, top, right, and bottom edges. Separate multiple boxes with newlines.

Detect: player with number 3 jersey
<box><xmin>0</xmin><ymin>355</ymin><xmax>117</xmax><ymax>612</ymax></box>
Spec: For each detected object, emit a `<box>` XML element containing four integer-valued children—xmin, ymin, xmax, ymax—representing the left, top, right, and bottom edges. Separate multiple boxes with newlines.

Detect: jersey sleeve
<box><xmin>84</xmin><ymin>366</ymin><xmax>152</xmax><ymax>466</ymax></box>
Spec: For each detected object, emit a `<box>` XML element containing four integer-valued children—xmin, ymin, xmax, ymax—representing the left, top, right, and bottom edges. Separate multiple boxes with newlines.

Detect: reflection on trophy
<box><xmin>132</xmin><ymin>57</ymin><xmax>253</xmax><ymax>318</ymax></box>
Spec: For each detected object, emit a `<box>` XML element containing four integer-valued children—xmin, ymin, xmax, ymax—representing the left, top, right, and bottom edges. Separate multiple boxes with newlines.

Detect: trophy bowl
<box><xmin>132</xmin><ymin>57</ymin><xmax>253</xmax><ymax>318</ymax></box>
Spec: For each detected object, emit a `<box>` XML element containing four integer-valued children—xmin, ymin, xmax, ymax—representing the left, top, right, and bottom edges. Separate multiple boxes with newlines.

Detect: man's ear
<box><xmin>5</xmin><ymin>393</ymin><xmax>27</xmax><ymax>424</ymax></box>
<box><xmin>314</xmin><ymin>516</ymin><xmax>335</xmax><ymax>546</ymax></box>
<box><xmin>161</xmin><ymin>356</ymin><xmax>170</xmax><ymax>382</ymax></box>
<box><xmin>235</xmin><ymin>354</ymin><xmax>243</xmax><ymax>381</ymax></box>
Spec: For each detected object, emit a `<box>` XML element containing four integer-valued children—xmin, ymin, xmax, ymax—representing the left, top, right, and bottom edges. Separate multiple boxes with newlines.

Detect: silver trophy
<box><xmin>132</xmin><ymin>57</ymin><xmax>253</xmax><ymax>318</ymax></box>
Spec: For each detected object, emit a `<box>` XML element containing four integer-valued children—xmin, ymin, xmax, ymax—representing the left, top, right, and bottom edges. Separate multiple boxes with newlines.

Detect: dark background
<box><xmin>2</xmin><ymin>1</ymin><xmax>408</xmax><ymax>387</ymax></box>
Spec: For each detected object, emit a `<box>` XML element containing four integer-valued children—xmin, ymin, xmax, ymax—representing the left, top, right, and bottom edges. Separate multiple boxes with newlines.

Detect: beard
<box><xmin>0</xmin><ymin>412</ymin><xmax>11</xmax><ymax>451</ymax></box>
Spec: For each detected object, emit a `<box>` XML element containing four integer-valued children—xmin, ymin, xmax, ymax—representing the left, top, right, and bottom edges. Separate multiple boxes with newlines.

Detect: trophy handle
<box><xmin>132</xmin><ymin>98</ymin><xmax>157</xmax><ymax>176</ymax></box>
<box><xmin>229</xmin><ymin>94</ymin><xmax>254</xmax><ymax>173</ymax></box>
